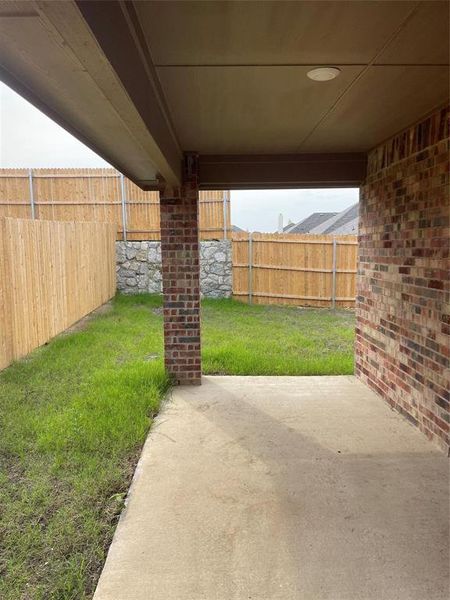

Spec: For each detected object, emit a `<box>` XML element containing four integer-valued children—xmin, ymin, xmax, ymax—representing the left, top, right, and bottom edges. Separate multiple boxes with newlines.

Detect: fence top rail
<box><xmin>232</xmin><ymin>231</ymin><xmax>357</xmax><ymax>240</ymax></box>
<box><xmin>232</xmin><ymin>235</ymin><xmax>357</xmax><ymax>246</ymax></box>
<box><xmin>0</xmin><ymin>167</ymin><xmax>121</xmax><ymax>177</ymax></box>
<box><xmin>233</xmin><ymin>262</ymin><xmax>357</xmax><ymax>274</ymax></box>
<box><xmin>0</xmin><ymin>174</ymin><xmax>122</xmax><ymax>179</ymax></box>
<box><xmin>233</xmin><ymin>291</ymin><xmax>356</xmax><ymax>302</ymax></box>
<box><xmin>0</xmin><ymin>199</ymin><xmax>227</xmax><ymax>206</ymax></box>
<box><xmin>1</xmin><ymin>216</ymin><xmax>118</xmax><ymax>228</ymax></box>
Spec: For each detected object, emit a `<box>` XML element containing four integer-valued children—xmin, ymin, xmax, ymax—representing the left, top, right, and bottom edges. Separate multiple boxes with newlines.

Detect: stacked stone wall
<box><xmin>116</xmin><ymin>240</ymin><xmax>232</xmax><ymax>298</ymax></box>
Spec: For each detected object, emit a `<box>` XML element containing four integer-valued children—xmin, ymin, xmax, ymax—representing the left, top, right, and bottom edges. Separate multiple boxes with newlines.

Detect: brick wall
<box><xmin>356</xmin><ymin>106</ymin><xmax>449</xmax><ymax>451</ymax></box>
<box><xmin>160</xmin><ymin>156</ymin><xmax>201</xmax><ymax>385</ymax></box>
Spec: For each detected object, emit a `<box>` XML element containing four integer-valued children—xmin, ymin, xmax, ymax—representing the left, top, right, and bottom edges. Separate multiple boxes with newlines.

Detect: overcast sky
<box><xmin>0</xmin><ymin>81</ymin><xmax>358</xmax><ymax>232</ymax></box>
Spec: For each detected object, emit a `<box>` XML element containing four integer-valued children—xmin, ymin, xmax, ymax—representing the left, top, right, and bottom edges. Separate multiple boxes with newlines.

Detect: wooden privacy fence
<box><xmin>0</xmin><ymin>217</ymin><xmax>116</xmax><ymax>370</ymax></box>
<box><xmin>0</xmin><ymin>168</ymin><xmax>231</xmax><ymax>241</ymax></box>
<box><xmin>232</xmin><ymin>232</ymin><xmax>358</xmax><ymax>308</ymax></box>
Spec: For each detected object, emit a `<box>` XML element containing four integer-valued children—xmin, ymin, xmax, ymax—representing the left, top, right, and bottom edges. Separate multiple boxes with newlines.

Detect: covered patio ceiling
<box><xmin>0</xmin><ymin>1</ymin><xmax>448</xmax><ymax>189</ymax></box>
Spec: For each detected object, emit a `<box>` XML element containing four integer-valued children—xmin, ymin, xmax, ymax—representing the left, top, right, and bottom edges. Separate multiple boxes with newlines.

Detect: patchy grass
<box><xmin>202</xmin><ymin>298</ymin><xmax>355</xmax><ymax>375</ymax></box>
<box><xmin>0</xmin><ymin>293</ymin><xmax>354</xmax><ymax>599</ymax></box>
<box><xmin>0</xmin><ymin>295</ymin><xmax>170</xmax><ymax>600</ymax></box>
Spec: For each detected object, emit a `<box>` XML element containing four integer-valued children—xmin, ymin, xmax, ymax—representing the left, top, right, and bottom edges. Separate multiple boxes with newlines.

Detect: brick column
<box><xmin>159</xmin><ymin>155</ymin><xmax>201</xmax><ymax>385</ymax></box>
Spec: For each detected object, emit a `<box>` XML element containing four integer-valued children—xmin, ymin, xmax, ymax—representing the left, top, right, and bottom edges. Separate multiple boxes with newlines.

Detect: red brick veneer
<box><xmin>160</xmin><ymin>155</ymin><xmax>201</xmax><ymax>385</ymax></box>
<box><xmin>356</xmin><ymin>106</ymin><xmax>449</xmax><ymax>451</ymax></box>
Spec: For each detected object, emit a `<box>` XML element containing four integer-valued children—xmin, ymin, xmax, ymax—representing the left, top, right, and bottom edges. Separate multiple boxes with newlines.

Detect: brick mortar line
<box><xmin>366</xmin><ymin>136</ymin><xmax>450</xmax><ymax>179</ymax></box>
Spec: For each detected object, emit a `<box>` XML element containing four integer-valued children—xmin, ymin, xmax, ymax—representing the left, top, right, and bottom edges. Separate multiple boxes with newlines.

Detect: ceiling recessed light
<box><xmin>307</xmin><ymin>67</ymin><xmax>341</xmax><ymax>82</ymax></box>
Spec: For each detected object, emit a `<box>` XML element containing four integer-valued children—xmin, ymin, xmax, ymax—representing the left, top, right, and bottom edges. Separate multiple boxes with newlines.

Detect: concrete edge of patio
<box><xmin>94</xmin><ymin>376</ymin><xmax>449</xmax><ymax>600</ymax></box>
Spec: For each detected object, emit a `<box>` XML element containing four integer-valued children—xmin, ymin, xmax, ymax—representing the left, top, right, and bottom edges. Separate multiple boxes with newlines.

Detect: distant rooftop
<box><xmin>311</xmin><ymin>203</ymin><xmax>359</xmax><ymax>235</ymax></box>
<box><xmin>280</xmin><ymin>203</ymin><xmax>359</xmax><ymax>236</ymax></box>
<box><xmin>283</xmin><ymin>212</ymin><xmax>338</xmax><ymax>234</ymax></box>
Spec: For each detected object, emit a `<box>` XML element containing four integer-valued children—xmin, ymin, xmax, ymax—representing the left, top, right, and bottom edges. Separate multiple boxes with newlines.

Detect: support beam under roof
<box><xmin>0</xmin><ymin>0</ymin><xmax>182</xmax><ymax>188</ymax></box>
<box><xmin>198</xmin><ymin>154</ymin><xmax>367</xmax><ymax>190</ymax></box>
<box><xmin>75</xmin><ymin>0</ymin><xmax>182</xmax><ymax>187</ymax></box>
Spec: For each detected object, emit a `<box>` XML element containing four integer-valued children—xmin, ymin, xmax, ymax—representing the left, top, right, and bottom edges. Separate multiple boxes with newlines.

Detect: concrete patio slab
<box><xmin>94</xmin><ymin>376</ymin><xmax>449</xmax><ymax>600</ymax></box>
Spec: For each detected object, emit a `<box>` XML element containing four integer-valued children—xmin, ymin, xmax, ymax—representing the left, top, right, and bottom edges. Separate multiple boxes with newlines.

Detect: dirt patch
<box><xmin>63</xmin><ymin>302</ymin><xmax>113</xmax><ymax>335</ymax></box>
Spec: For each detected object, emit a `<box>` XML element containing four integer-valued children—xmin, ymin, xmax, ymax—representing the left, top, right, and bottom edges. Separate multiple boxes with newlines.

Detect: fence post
<box><xmin>223</xmin><ymin>192</ymin><xmax>228</xmax><ymax>240</ymax></box>
<box><xmin>248</xmin><ymin>232</ymin><xmax>253</xmax><ymax>305</ymax></box>
<box><xmin>0</xmin><ymin>219</ymin><xmax>13</xmax><ymax>368</ymax></box>
<box><xmin>28</xmin><ymin>169</ymin><xmax>35</xmax><ymax>219</ymax></box>
<box><xmin>331</xmin><ymin>236</ymin><xmax>337</xmax><ymax>310</ymax></box>
<box><xmin>120</xmin><ymin>173</ymin><xmax>127</xmax><ymax>241</ymax></box>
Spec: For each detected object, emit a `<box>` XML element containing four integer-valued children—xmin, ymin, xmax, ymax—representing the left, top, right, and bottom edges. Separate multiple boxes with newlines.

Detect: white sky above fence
<box><xmin>0</xmin><ymin>82</ymin><xmax>358</xmax><ymax>232</ymax></box>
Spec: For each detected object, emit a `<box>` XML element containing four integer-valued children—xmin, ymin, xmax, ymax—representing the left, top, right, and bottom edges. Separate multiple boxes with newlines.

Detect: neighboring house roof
<box><xmin>282</xmin><ymin>220</ymin><xmax>296</xmax><ymax>232</ymax></box>
<box><xmin>231</xmin><ymin>224</ymin><xmax>245</xmax><ymax>232</ymax></box>
<box><xmin>283</xmin><ymin>212</ymin><xmax>338</xmax><ymax>234</ymax></box>
<box><xmin>309</xmin><ymin>203</ymin><xmax>359</xmax><ymax>235</ymax></box>
<box><xmin>328</xmin><ymin>216</ymin><xmax>359</xmax><ymax>235</ymax></box>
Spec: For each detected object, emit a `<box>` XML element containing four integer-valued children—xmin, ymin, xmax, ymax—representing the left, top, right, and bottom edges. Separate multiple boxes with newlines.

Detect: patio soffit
<box><xmin>0</xmin><ymin>1</ymin><xmax>448</xmax><ymax>189</ymax></box>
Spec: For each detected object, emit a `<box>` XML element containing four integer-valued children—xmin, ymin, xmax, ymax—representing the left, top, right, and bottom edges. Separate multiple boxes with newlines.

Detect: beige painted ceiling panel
<box><xmin>300</xmin><ymin>66</ymin><xmax>449</xmax><ymax>152</ymax></box>
<box><xmin>375</xmin><ymin>1</ymin><xmax>449</xmax><ymax>65</ymax></box>
<box><xmin>157</xmin><ymin>65</ymin><xmax>363</xmax><ymax>154</ymax></box>
<box><xmin>137</xmin><ymin>1</ymin><xmax>415</xmax><ymax>66</ymax></box>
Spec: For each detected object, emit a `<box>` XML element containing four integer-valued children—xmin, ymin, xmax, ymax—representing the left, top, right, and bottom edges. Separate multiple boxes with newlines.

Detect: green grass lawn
<box><xmin>202</xmin><ymin>298</ymin><xmax>354</xmax><ymax>375</ymax></box>
<box><xmin>0</xmin><ymin>294</ymin><xmax>354</xmax><ymax>599</ymax></box>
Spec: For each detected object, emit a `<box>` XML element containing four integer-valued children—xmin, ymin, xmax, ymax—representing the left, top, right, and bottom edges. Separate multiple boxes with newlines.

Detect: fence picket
<box><xmin>0</xmin><ymin>217</ymin><xmax>116</xmax><ymax>370</ymax></box>
<box><xmin>0</xmin><ymin>169</ymin><xmax>231</xmax><ymax>240</ymax></box>
<box><xmin>232</xmin><ymin>232</ymin><xmax>357</xmax><ymax>309</ymax></box>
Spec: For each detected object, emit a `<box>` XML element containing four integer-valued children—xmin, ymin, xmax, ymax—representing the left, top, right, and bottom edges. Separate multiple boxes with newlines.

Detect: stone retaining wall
<box><xmin>116</xmin><ymin>240</ymin><xmax>232</xmax><ymax>298</ymax></box>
